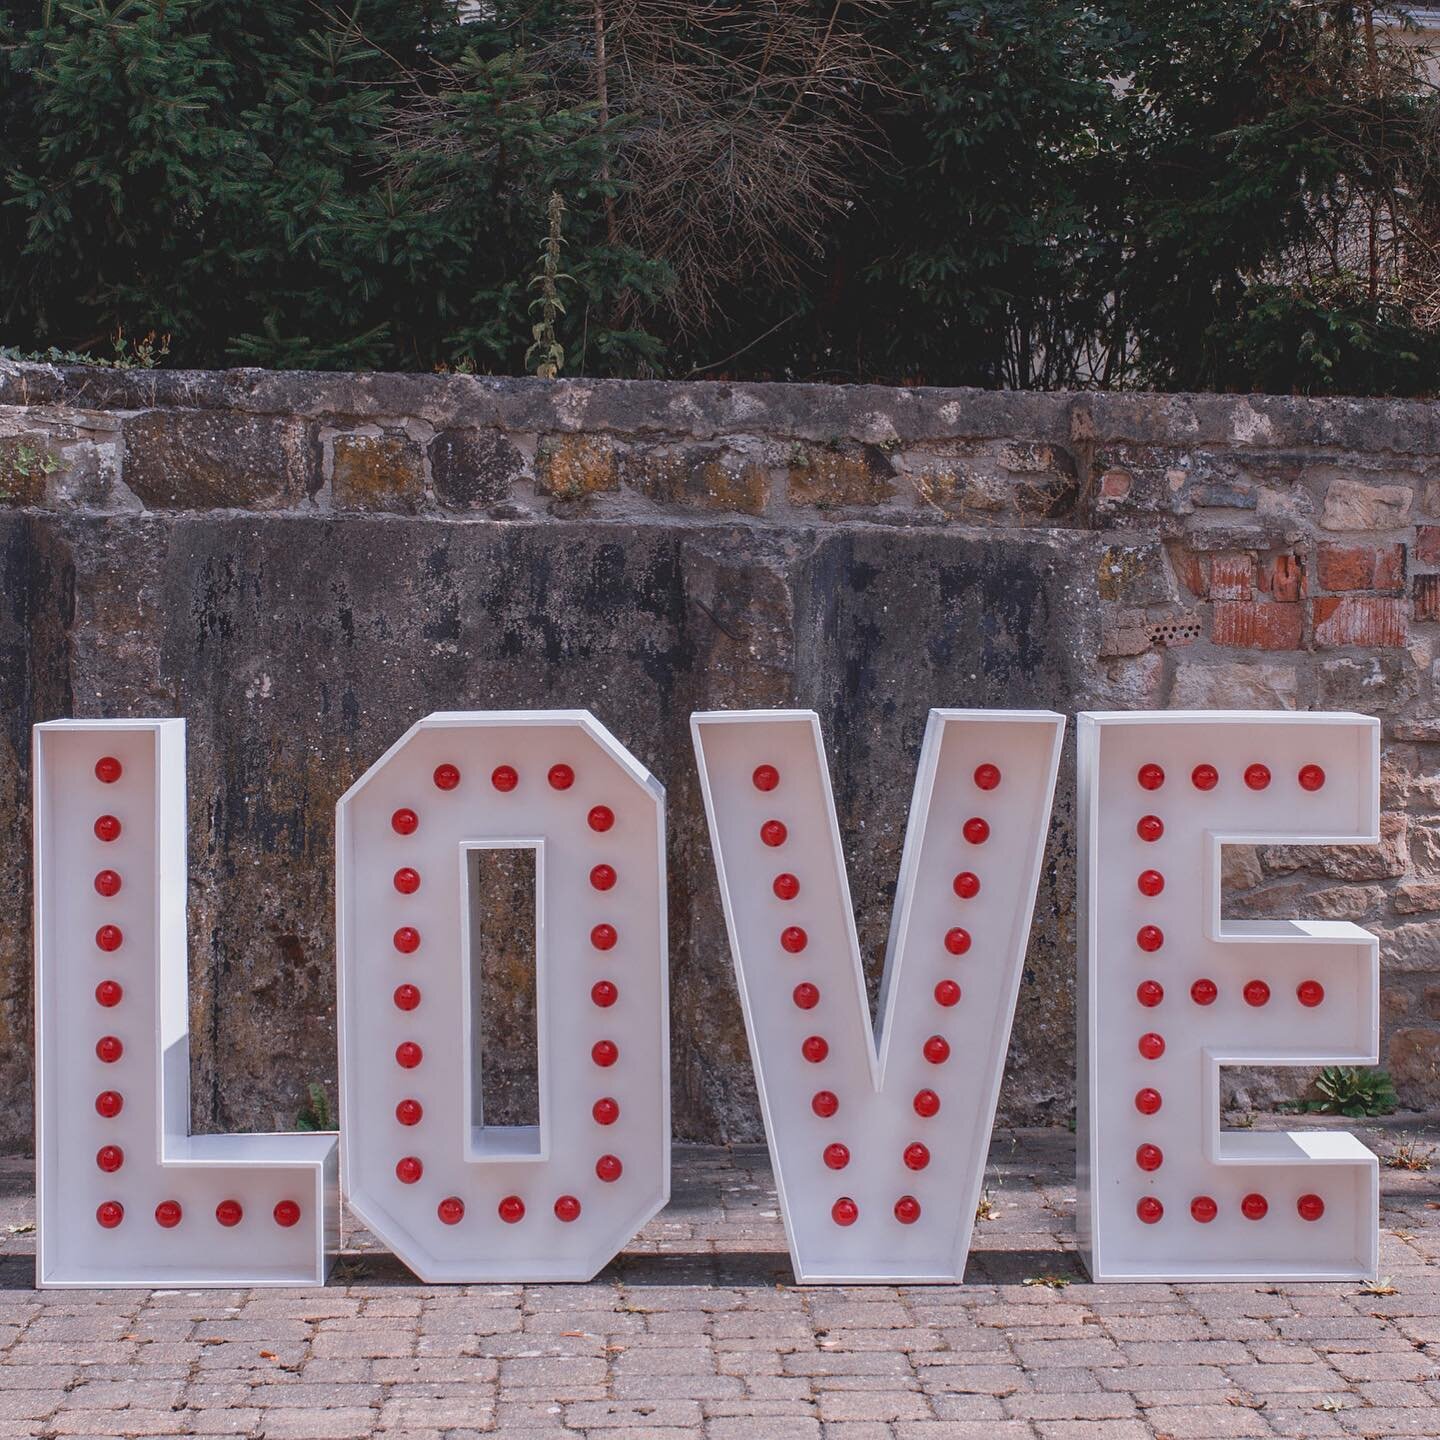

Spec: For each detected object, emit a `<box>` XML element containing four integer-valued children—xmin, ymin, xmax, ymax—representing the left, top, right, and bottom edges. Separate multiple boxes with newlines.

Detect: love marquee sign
<box><xmin>30</xmin><ymin>708</ymin><xmax>1381</xmax><ymax>1289</ymax></box>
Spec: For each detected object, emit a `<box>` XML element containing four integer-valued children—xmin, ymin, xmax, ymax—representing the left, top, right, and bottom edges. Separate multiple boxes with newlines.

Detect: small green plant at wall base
<box><xmin>1</xmin><ymin>329</ymin><xmax>169</xmax><ymax>370</ymax></box>
<box><xmin>295</xmin><ymin>1082</ymin><xmax>333</xmax><ymax>1132</ymax></box>
<box><xmin>1303</xmin><ymin>1066</ymin><xmax>1398</xmax><ymax>1118</ymax></box>
<box><xmin>1384</xmin><ymin>1136</ymin><xmax>1436</xmax><ymax>1172</ymax></box>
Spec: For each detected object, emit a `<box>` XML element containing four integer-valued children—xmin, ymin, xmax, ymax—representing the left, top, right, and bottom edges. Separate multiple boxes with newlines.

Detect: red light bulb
<box><xmin>1192</xmin><ymin>764</ymin><xmax>1219</xmax><ymax>791</ymax></box>
<box><xmin>913</xmin><ymin>1089</ymin><xmax>940</xmax><ymax>1117</ymax></box>
<box><xmin>215</xmin><ymin>1200</ymin><xmax>243</xmax><ymax>1228</ymax></box>
<box><xmin>773</xmin><ymin>873</ymin><xmax>800</xmax><ymax>900</ymax></box>
<box><xmin>395</xmin><ymin>1041</ymin><xmax>423</xmax><ymax>1069</ymax></box>
<box><xmin>94</xmin><ymin>869</ymin><xmax>121</xmax><ymax>897</ymax></box>
<box><xmin>1136</xmin><ymin>815</ymin><xmax>1164</xmax><ymax>842</ymax></box>
<box><xmin>1138</xmin><ymin>1032</ymin><xmax>1165</xmax><ymax>1060</ymax></box>
<box><xmin>393</xmin><ymin>926</ymin><xmax>420</xmax><ymax>954</ymax></box>
<box><xmin>944</xmin><ymin>927</ymin><xmax>971</xmax><ymax>956</ymax></box>
<box><xmin>592</xmin><ymin>1040</ymin><xmax>619</xmax><ymax>1067</ymax></box>
<box><xmin>548</xmin><ymin>763</ymin><xmax>574</xmax><ymax>790</ymax></box>
<box><xmin>1299</xmin><ymin>764</ymin><xmax>1326</xmax><ymax>791</ymax></box>
<box><xmin>1297</xmin><ymin>1193</ymin><xmax>1325</xmax><ymax>1222</ymax></box>
<box><xmin>894</xmin><ymin>1195</ymin><xmax>921</xmax><ymax>1225</ymax></box>
<box><xmin>802</xmin><ymin>1035</ymin><xmax>829</xmax><ymax>1064</ymax></box>
<box><xmin>438</xmin><ymin>1197</ymin><xmax>465</xmax><ymax>1225</ymax></box>
<box><xmin>1243</xmin><ymin>979</ymin><xmax>1270</xmax><ymax>1007</ymax></box>
<box><xmin>96</xmin><ymin>1201</ymin><xmax>124</xmax><ymax>1229</ymax></box>
<box><xmin>760</xmin><ymin>819</ymin><xmax>787</xmax><ymax>847</ymax></box>
<box><xmin>1134</xmin><ymin>1087</ymin><xmax>1162</xmax><ymax>1116</ymax></box>
<box><xmin>963</xmin><ymin>817</ymin><xmax>990</xmax><ymax>845</ymax></box>
<box><xmin>1241</xmin><ymin>1193</ymin><xmax>1268</xmax><ymax>1220</ymax></box>
<box><xmin>95</xmin><ymin>1035</ymin><xmax>123</xmax><ymax>1063</ymax></box>
<box><xmin>588</xmin><ymin>804</ymin><xmax>614</xmax><ymax>831</ymax></box>
<box><xmin>1191</xmin><ymin>1196</ymin><xmax>1218</xmax><ymax>1223</ymax></box>
<box><xmin>590</xmin><ymin>864</ymin><xmax>617</xmax><ymax>891</ymax></box>
<box><xmin>593</xmin><ymin>1097</ymin><xmax>620</xmax><ymax>1125</ymax></box>
<box><xmin>904</xmin><ymin>1142</ymin><xmax>930</xmax><ymax>1171</ymax></box>
<box><xmin>433</xmin><ymin>763</ymin><xmax>461</xmax><ymax>791</ymax></box>
<box><xmin>1244</xmin><ymin>763</ymin><xmax>1271</xmax><ymax>791</ymax></box>
<box><xmin>273</xmin><ymin>1201</ymin><xmax>301</xmax><ymax>1228</ymax></box>
<box><xmin>1135</xmin><ymin>1143</ymin><xmax>1163</xmax><ymax>1172</ymax></box>
<box><xmin>396</xmin><ymin>1099</ymin><xmax>423</xmax><ymax>1126</ymax></box>
<box><xmin>793</xmin><ymin>982</ymin><xmax>820</xmax><ymax>1010</ymax></box>
<box><xmin>555</xmin><ymin>1195</ymin><xmax>582</xmax><ymax>1222</ymax></box>
<box><xmin>973</xmin><ymin>763</ymin><xmax>1001</xmax><ymax>791</ymax></box>
<box><xmin>781</xmin><ymin>926</ymin><xmax>808</xmax><ymax>953</ymax></box>
<box><xmin>1137</xmin><ymin>869</ymin><xmax>1164</xmax><ymax>897</ymax></box>
<box><xmin>1136</xmin><ymin>925</ymin><xmax>1163</xmax><ymax>953</ymax></box>
<box><xmin>1136</xmin><ymin>1197</ymin><xmax>1163</xmax><ymax>1224</ymax></box>
<box><xmin>952</xmin><ymin>871</ymin><xmax>980</xmax><ymax>899</ymax></box>
<box><xmin>96</xmin><ymin>1145</ymin><xmax>124</xmax><ymax>1173</ymax></box>
<box><xmin>1297</xmin><ymin>979</ymin><xmax>1324</xmax><ymax>1007</ymax></box>
<box><xmin>395</xmin><ymin>1156</ymin><xmax>423</xmax><ymax>1184</ymax></box>
<box><xmin>393</xmin><ymin>867</ymin><xmax>420</xmax><ymax>894</ymax></box>
<box><xmin>811</xmin><ymin>1090</ymin><xmax>838</xmax><ymax>1118</ymax></box>
<box><xmin>1191</xmin><ymin>978</ymin><xmax>1218</xmax><ymax>1006</ymax></box>
<box><xmin>393</xmin><ymin>983</ymin><xmax>421</xmax><ymax>1012</ymax></box>
<box><xmin>391</xmin><ymin>807</ymin><xmax>418</xmax><ymax>835</ymax></box>
<box><xmin>753</xmin><ymin>764</ymin><xmax>780</xmax><ymax>792</ymax></box>
<box><xmin>591</xmin><ymin>980</ymin><xmax>618</xmax><ymax>1008</ymax></box>
<box><xmin>491</xmin><ymin>765</ymin><xmax>518</xmax><ymax>792</ymax></box>
<box><xmin>823</xmin><ymin>1143</ymin><xmax>850</xmax><ymax>1170</ymax></box>
<box><xmin>591</xmin><ymin>923</ymin><xmax>618</xmax><ymax>951</ymax></box>
<box><xmin>596</xmin><ymin>1154</ymin><xmax>623</xmax><ymax>1183</ymax></box>
<box><xmin>934</xmin><ymin>979</ymin><xmax>961</xmax><ymax>1007</ymax></box>
<box><xmin>832</xmin><ymin>1197</ymin><xmax>858</xmax><ymax>1226</ymax></box>
<box><xmin>94</xmin><ymin>814</ymin><xmax>121</xmax><ymax>842</ymax></box>
<box><xmin>95</xmin><ymin>1090</ymin><xmax>123</xmax><ymax>1118</ymax></box>
<box><xmin>923</xmin><ymin>1035</ymin><xmax>950</xmax><ymax>1065</ymax></box>
<box><xmin>1136</xmin><ymin>980</ymin><xmax>1164</xmax><ymax>1008</ymax></box>
<box><xmin>95</xmin><ymin>980</ymin><xmax>123</xmax><ymax>1008</ymax></box>
<box><xmin>1137</xmin><ymin>763</ymin><xmax>1164</xmax><ymax>790</ymax></box>
<box><xmin>95</xmin><ymin>756</ymin><xmax>123</xmax><ymax>784</ymax></box>
<box><xmin>95</xmin><ymin>925</ymin><xmax>123</xmax><ymax>953</ymax></box>
<box><xmin>155</xmin><ymin>1201</ymin><xmax>182</xmax><ymax>1228</ymax></box>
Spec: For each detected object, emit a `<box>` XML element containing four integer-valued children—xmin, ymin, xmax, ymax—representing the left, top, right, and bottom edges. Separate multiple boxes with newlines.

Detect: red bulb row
<box><xmin>1137</xmin><ymin>762</ymin><xmax>1325</xmax><ymax>793</ymax></box>
<box><xmin>821</xmin><ymin>1141</ymin><xmax>931</xmax><ymax>1173</ymax></box>
<box><xmin>1136</xmin><ymin>978</ymin><xmax>1325</xmax><ymax>1009</ymax></box>
<box><xmin>391</xmin><ymin>789</ymin><xmax>616</xmax><ymax>835</ymax></box>
<box><xmin>97</xmin><ymin>1198</ymin><xmax>301</xmax><ymax>1229</ymax></box>
<box><xmin>1136</xmin><ymin>1192</ymin><xmax>1325</xmax><ymax>1225</ymax></box>
<box><xmin>432</xmin><ymin>1176</ymin><xmax>620</xmax><ymax>1227</ymax></box>
<box><xmin>89</xmin><ymin>772</ymin><xmax>133</xmax><ymax>1172</ymax></box>
<box><xmin>832</xmin><ymin>1195</ymin><xmax>923</xmax><ymax>1226</ymax></box>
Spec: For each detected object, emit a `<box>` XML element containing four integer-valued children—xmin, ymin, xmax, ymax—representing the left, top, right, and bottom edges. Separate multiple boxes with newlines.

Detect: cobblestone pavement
<box><xmin>1</xmin><ymin>1123</ymin><xmax>1438</xmax><ymax>1439</ymax></box>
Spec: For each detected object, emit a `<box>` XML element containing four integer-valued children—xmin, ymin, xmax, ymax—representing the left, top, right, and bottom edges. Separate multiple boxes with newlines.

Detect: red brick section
<box><xmin>1416</xmin><ymin>574</ymin><xmax>1440</xmax><ymax>622</ymax></box>
<box><xmin>1211</xmin><ymin>601</ymin><xmax>1303</xmax><ymax>650</ymax></box>
<box><xmin>1416</xmin><ymin>525</ymin><xmax>1440</xmax><ymax>565</ymax></box>
<box><xmin>1316</xmin><ymin>543</ymin><xmax>1406</xmax><ymax>593</ymax></box>
<box><xmin>1259</xmin><ymin>552</ymin><xmax>1304</xmax><ymax>601</ymax></box>
<box><xmin>1209</xmin><ymin>553</ymin><xmax>1253</xmax><ymax>600</ymax></box>
<box><xmin>1313</xmin><ymin>595</ymin><xmax>1408</xmax><ymax>647</ymax></box>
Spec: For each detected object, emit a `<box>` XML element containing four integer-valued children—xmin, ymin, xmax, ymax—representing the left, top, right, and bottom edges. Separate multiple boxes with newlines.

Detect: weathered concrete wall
<box><xmin>2</xmin><ymin>362</ymin><xmax>1438</xmax><ymax>1151</ymax></box>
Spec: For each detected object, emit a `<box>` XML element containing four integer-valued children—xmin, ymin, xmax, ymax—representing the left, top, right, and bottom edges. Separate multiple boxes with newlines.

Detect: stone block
<box><xmin>1321</xmin><ymin>477</ymin><xmax>1413</xmax><ymax>531</ymax></box>
<box><xmin>789</xmin><ymin>443</ymin><xmax>896</xmax><ymax>507</ymax></box>
<box><xmin>429</xmin><ymin>428</ymin><xmax>523</xmax><ymax>508</ymax></box>
<box><xmin>535</xmin><ymin>434</ymin><xmax>620</xmax><ymax>498</ymax></box>
<box><xmin>331</xmin><ymin>431</ymin><xmax>424</xmax><ymax>512</ymax></box>
<box><xmin>1170</xmin><ymin>661</ymin><xmax>1297</xmax><ymax>709</ymax></box>
<box><xmin>121</xmin><ymin>409</ymin><xmax>319</xmax><ymax>508</ymax></box>
<box><xmin>625</xmin><ymin>443</ymin><xmax>770</xmax><ymax>514</ymax></box>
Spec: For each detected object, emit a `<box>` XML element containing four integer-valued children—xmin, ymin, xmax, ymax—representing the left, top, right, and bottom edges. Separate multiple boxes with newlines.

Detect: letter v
<box><xmin>692</xmin><ymin>709</ymin><xmax>1064</xmax><ymax>1282</ymax></box>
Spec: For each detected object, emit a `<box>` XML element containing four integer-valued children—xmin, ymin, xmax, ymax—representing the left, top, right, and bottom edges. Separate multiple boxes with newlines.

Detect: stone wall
<box><xmin>2</xmin><ymin>362</ymin><xmax>1438</xmax><ymax>1152</ymax></box>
